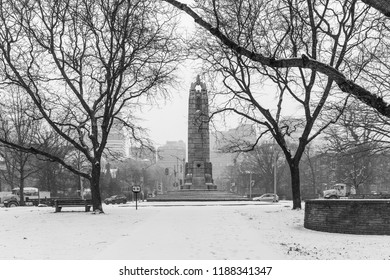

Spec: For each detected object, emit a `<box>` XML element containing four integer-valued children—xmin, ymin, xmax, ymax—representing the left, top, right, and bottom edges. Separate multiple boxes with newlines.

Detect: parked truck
<box><xmin>2</xmin><ymin>187</ymin><xmax>51</xmax><ymax>207</ymax></box>
<box><xmin>323</xmin><ymin>183</ymin><xmax>348</xmax><ymax>199</ymax></box>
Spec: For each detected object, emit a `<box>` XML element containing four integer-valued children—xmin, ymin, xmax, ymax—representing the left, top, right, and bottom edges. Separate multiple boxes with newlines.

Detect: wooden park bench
<box><xmin>54</xmin><ymin>198</ymin><xmax>93</xmax><ymax>212</ymax></box>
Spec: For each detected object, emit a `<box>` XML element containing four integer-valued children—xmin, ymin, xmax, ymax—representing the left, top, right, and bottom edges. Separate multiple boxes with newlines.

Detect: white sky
<box><xmin>139</xmin><ymin>3</ymin><xmax>196</xmax><ymax>147</ymax></box>
<box><xmin>140</xmin><ymin>69</ymin><xmax>194</xmax><ymax>147</ymax></box>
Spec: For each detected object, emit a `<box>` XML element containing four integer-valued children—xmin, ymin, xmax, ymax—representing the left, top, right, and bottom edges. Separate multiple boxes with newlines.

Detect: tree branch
<box><xmin>163</xmin><ymin>0</ymin><xmax>390</xmax><ymax>117</ymax></box>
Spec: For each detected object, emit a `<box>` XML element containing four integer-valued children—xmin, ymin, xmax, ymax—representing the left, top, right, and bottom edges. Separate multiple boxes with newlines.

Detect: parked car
<box><xmin>104</xmin><ymin>195</ymin><xmax>127</xmax><ymax>205</ymax></box>
<box><xmin>253</xmin><ymin>193</ymin><xmax>279</xmax><ymax>202</ymax></box>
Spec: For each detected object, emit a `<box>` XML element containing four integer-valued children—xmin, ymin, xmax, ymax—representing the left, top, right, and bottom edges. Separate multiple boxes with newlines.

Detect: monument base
<box><xmin>180</xmin><ymin>183</ymin><xmax>217</xmax><ymax>190</ymax></box>
<box><xmin>147</xmin><ymin>189</ymin><xmax>248</xmax><ymax>202</ymax></box>
<box><xmin>184</xmin><ymin>162</ymin><xmax>215</xmax><ymax>190</ymax></box>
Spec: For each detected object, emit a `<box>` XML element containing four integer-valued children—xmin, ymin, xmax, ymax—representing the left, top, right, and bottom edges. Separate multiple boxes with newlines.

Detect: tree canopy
<box><xmin>0</xmin><ymin>0</ymin><xmax>182</xmax><ymax>211</ymax></box>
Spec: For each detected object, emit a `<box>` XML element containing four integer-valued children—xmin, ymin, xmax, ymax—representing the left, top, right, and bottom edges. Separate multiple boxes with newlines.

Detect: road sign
<box><xmin>132</xmin><ymin>185</ymin><xmax>141</xmax><ymax>210</ymax></box>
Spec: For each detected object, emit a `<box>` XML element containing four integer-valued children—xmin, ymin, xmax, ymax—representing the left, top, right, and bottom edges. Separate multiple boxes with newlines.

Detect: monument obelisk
<box><xmin>182</xmin><ymin>75</ymin><xmax>216</xmax><ymax>190</ymax></box>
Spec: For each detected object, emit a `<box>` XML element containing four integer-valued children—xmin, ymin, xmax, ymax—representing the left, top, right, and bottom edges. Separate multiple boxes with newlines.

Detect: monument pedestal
<box><xmin>182</xmin><ymin>161</ymin><xmax>216</xmax><ymax>190</ymax></box>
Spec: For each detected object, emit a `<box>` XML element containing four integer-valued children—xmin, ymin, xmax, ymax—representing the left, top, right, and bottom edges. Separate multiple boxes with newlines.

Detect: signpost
<box><xmin>132</xmin><ymin>185</ymin><xmax>141</xmax><ymax>210</ymax></box>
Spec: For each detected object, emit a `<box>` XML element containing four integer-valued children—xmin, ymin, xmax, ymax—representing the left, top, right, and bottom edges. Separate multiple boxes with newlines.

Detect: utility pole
<box><xmin>249</xmin><ymin>172</ymin><xmax>252</xmax><ymax>199</ymax></box>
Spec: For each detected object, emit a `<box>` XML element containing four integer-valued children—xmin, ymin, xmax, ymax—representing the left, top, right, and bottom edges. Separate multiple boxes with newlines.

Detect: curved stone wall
<box><xmin>304</xmin><ymin>199</ymin><xmax>390</xmax><ymax>235</ymax></box>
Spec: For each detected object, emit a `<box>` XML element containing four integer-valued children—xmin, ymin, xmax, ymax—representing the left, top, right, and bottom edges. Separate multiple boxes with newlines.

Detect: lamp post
<box><xmin>249</xmin><ymin>172</ymin><xmax>253</xmax><ymax>199</ymax></box>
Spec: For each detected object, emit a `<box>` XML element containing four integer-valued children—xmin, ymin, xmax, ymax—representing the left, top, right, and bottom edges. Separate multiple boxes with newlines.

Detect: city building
<box><xmin>104</xmin><ymin>126</ymin><xmax>126</xmax><ymax>159</ymax></box>
<box><xmin>210</xmin><ymin>124</ymin><xmax>257</xmax><ymax>191</ymax></box>
<box><xmin>157</xmin><ymin>140</ymin><xmax>186</xmax><ymax>191</ymax></box>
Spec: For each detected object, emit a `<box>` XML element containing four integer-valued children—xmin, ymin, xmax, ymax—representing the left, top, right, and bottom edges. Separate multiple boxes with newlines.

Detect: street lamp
<box><xmin>249</xmin><ymin>172</ymin><xmax>254</xmax><ymax>199</ymax></box>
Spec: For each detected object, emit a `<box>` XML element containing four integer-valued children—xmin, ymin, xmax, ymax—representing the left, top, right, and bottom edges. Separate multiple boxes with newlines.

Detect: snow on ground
<box><xmin>0</xmin><ymin>200</ymin><xmax>389</xmax><ymax>260</ymax></box>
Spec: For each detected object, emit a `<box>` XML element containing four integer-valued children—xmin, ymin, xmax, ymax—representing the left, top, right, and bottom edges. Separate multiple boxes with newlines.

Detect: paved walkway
<box><xmin>95</xmin><ymin>203</ymin><xmax>286</xmax><ymax>260</ymax></box>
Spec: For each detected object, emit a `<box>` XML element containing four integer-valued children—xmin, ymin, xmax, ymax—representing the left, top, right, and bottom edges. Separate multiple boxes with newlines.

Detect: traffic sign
<box><xmin>132</xmin><ymin>185</ymin><xmax>141</xmax><ymax>210</ymax></box>
<box><xmin>132</xmin><ymin>185</ymin><xmax>141</xmax><ymax>193</ymax></box>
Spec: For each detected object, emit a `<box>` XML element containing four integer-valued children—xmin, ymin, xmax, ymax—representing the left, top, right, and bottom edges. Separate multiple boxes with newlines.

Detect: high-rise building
<box><xmin>157</xmin><ymin>140</ymin><xmax>186</xmax><ymax>190</ymax></box>
<box><xmin>105</xmin><ymin>126</ymin><xmax>126</xmax><ymax>159</ymax></box>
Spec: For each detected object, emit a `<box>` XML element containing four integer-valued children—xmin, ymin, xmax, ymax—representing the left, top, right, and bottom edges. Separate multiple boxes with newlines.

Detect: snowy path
<box><xmin>95</xmin><ymin>205</ymin><xmax>285</xmax><ymax>260</ymax></box>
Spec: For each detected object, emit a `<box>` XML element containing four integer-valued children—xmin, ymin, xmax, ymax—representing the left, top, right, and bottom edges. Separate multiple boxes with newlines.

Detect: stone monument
<box><xmin>182</xmin><ymin>75</ymin><xmax>216</xmax><ymax>190</ymax></box>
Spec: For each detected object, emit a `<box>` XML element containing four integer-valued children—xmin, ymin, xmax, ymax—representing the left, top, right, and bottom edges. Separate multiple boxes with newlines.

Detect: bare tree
<box><xmin>324</xmin><ymin>101</ymin><xmax>390</xmax><ymax>190</ymax></box>
<box><xmin>33</xmin><ymin>129</ymin><xmax>75</xmax><ymax>196</ymax></box>
<box><xmin>164</xmin><ymin>0</ymin><xmax>390</xmax><ymax>119</ymax></box>
<box><xmin>0</xmin><ymin>88</ymin><xmax>41</xmax><ymax>205</ymax></box>
<box><xmin>238</xmin><ymin>142</ymin><xmax>285</xmax><ymax>194</ymax></box>
<box><xmin>169</xmin><ymin>0</ymin><xmax>382</xmax><ymax>209</ymax></box>
<box><xmin>0</xmin><ymin>0</ymin><xmax>182</xmax><ymax>212</ymax></box>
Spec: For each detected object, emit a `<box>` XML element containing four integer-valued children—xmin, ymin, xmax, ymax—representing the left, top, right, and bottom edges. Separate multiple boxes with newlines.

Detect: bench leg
<box><xmin>55</xmin><ymin>206</ymin><xmax>62</xmax><ymax>212</ymax></box>
<box><xmin>85</xmin><ymin>206</ymin><xmax>91</xmax><ymax>212</ymax></box>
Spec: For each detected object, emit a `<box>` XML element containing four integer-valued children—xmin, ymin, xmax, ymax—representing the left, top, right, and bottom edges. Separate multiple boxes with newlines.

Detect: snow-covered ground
<box><xmin>1</xmin><ymin>200</ymin><xmax>389</xmax><ymax>260</ymax></box>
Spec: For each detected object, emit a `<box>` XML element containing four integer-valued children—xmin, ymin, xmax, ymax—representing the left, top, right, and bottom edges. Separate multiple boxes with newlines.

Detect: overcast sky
<box><xmin>140</xmin><ymin>2</ymin><xmax>196</xmax><ymax>147</ymax></box>
<box><xmin>141</xmin><ymin>68</ymin><xmax>195</xmax><ymax>147</ymax></box>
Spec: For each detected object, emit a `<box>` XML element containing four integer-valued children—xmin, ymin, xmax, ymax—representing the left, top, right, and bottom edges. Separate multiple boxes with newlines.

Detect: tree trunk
<box><xmin>90</xmin><ymin>163</ymin><xmax>104</xmax><ymax>213</ymax></box>
<box><xmin>289</xmin><ymin>162</ymin><xmax>302</xmax><ymax>209</ymax></box>
<box><xmin>19</xmin><ymin>169</ymin><xmax>25</xmax><ymax>206</ymax></box>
